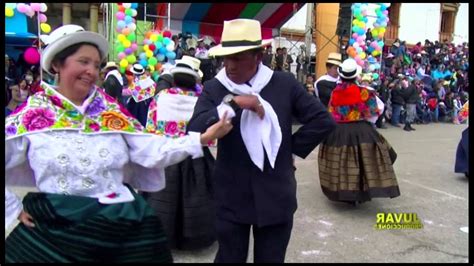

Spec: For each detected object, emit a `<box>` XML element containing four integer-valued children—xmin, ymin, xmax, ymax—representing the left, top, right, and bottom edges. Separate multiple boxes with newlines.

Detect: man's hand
<box><xmin>234</xmin><ymin>95</ymin><xmax>265</xmax><ymax>119</ymax></box>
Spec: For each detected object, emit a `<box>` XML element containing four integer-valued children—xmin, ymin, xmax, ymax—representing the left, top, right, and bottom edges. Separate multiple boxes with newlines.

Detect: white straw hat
<box><xmin>326</xmin><ymin>52</ymin><xmax>342</xmax><ymax>66</ymax></box>
<box><xmin>337</xmin><ymin>58</ymin><xmax>362</xmax><ymax>79</ymax></box>
<box><xmin>41</xmin><ymin>25</ymin><xmax>108</xmax><ymax>75</ymax></box>
<box><xmin>208</xmin><ymin>19</ymin><xmax>273</xmax><ymax>57</ymax></box>
<box><xmin>130</xmin><ymin>64</ymin><xmax>145</xmax><ymax>75</ymax></box>
<box><xmin>170</xmin><ymin>55</ymin><xmax>203</xmax><ymax>79</ymax></box>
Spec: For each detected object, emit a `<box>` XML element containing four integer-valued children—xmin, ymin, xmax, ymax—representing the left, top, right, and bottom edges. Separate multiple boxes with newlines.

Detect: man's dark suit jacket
<box><xmin>188</xmin><ymin>71</ymin><xmax>336</xmax><ymax>227</ymax></box>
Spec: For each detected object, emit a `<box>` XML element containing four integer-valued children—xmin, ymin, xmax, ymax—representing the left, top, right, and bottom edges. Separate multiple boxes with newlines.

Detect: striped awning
<box><xmin>152</xmin><ymin>3</ymin><xmax>305</xmax><ymax>42</ymax></box>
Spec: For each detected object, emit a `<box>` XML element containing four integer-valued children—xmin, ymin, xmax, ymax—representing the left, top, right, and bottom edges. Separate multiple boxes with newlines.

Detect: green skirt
<box><xmin>5</xmin><ymin>186</ymin><xmax>173</xmax><ymax>263</ymax></box>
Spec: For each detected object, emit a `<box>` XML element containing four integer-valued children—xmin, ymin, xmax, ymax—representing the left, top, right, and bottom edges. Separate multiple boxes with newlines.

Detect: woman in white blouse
<box><xmin>4</xmin><ymin>25</ymin><xmax>232</xmax><ymax>263</ymax></box>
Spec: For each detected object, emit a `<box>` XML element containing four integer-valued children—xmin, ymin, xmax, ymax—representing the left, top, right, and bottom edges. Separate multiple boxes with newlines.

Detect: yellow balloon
<box><xmin>360</xmin><ymin>52</ymin><xmax>366</xmax><ymax>59</ymax></box>
<box><xmin>120</xmin><ymin>59</ymin><xmax>129</xmax><ymax>68</ymax></box>
<box><xmin>143</xmin><ymin>44</ymin><xmax>149</xmax><ymax>51</ymax></box>
<box><xmin>118</xmin><ymin>34</ymin><xmax>126</xmax><ymax>42</ymax></box>
<box><xmin>150</xmin><ymin>34</ymin><xmax>158</xmax><ymax>42</ymax></box>
<box><xmin>145</xmin><ymin>50</ymin><xmax>153</xmax><ymax>58</ymax></box>
<box><xmin>123</xmin><ymin>40</ymin><xmax>131</xmax><ymax>48</ymax></box>
<box><xmin>6</xmin><ymin>7</ymin><xmax>14</xmax><ymax>17</ymax></box>
<box><xmin>148</xmin><ymin>65</ymin><xmax>155</xmax><ymax>73</ymax></box>
<box><xmin>40</xmin><ymin>23</ymin><xmax>51</xmax><ymax>33</ymax></box>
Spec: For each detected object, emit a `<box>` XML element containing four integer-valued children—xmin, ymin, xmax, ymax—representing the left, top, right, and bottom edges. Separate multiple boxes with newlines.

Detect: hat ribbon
<box><xmin>222</xmin><ymin>39</ymin><xmax>262</xmax><ymax>47</ymax></box>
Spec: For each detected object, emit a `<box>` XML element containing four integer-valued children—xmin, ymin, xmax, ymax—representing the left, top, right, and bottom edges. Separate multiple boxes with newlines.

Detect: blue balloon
<box><xmin>155</xmin><ymin>42</ymin><xmax>163</xmax><ymax>50</ymax></box>
<box><xmin>117</xmin><ymin>20</ymin><xmax>126</xmax><ymax>29</ymax></box>
<box><xmin>139</xmin><ymin>53</ymin><xmax>147</xmax><ymax>60</ymax></box>
<box><xmin>163</xmin><ymin>37</ymin><xmax>171</xmax><ymax>46</ymax></box>
<box><xmin>131</xmin><ymin>3</ymin><xmax>138</xmax><ymax>9</ymax></box>
<box><xmin>349</xmin><ymin>39</ymin><xmax>355</xmax><ymax>45</ymax></box>
<box><xmin>156</xmin><ymin>53</ymin><xmax>165</xmax><ymax>62</ymax></box>
<box><xmin>159</xmin><ymin>47</ymin><xmax>167</xmax><ymax>55</ymax></box>
<box><xmin>124</xmin><ymin>15</ymin><xmax>133</xmax><ymax>24</ymax></box>
<box><xmin>139</xmin><ymin>59</ymin><xmax>148</xmax><ymax>68</ymax></box>
<box><xmin>166</xmin><ymin>51</ymin><xmax>176</xmax><ymax>60</ymax></box>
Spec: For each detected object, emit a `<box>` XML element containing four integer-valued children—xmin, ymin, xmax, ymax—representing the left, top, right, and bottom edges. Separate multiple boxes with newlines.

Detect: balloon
<box><xmin>117</xmin><ymin>21</ymin><xmax>126</xmax><ymax>29</ymax></box>
<box><xmin>30</xmin><ymin>3</ymin><xmax>42</xmax><ymax>12</ymax></box>
<box><xmin>124</xmin><ymin>15</ymin><xmax>132</xmax><ymax>24</ymax></box>
<box><xmin>139</xmin><ymin>53</ymin><xmax>147</xmax><ymax>60</ymax></box>
<box><xmin>118</xmin><ymin>5</ymin><xmax>125</xmax><ymax>12</ymax></box>
<box><xmin>139</xmin><ymin>59</ymin><xmax>148</xmax><ymax>68</ymax></box>
<box><xmin>24</xmin><ymin>47</ymin><xmax>40</xmax><ymax>65</ymax></box>
<box><xmin>131</xmin><ymin>43</ymin><xmax>138</xmax><ymax>51</ymax></box>
<box><xmin>126</xmin><ymin>55</ymin><xmax>137</xmax><ymax>64</ymax></box>
<box><xmin>157</xmin><ymin>34</ymin><xmax>164</xmax><ymax>42</ymax></box>
<box><xmin>125</xmin><ymin>8</ymin><xmax>132</xmax><ymax>16</ymax></box>
<box><xmin>148</xmin><ymin>65</ymin><xmax>155</xmax><ymax>73</ymax></box>
<box><xmin>156</xmin><ymin>53</ymin><xmax>165</xmax><ymax>62</ymax></box>
<box><xmin>124</xmin><ymin>48</ymin><xmax>133</xmax><ymax>55</ymax></box>
<box><xmin>128</xmin><ymin>23</ymin><xmax>136</xmax><ymax>32</ymax></box>
<box><xmin>127</xmin><ymin>33</ymin><xmax>136</xmax><ymax>42</ymax></box>
<box><xmin>166</xmin><ymin>44</ymin><xmax>174</xmax><ymax>52</ymax></box>
<box><xmin>118</xmin><ymin>52</ymin><xmax>126</xmax><ymax>60</ymax></box>
<box><xmin>120</xmin><ymin>59</ymin><xmax>129</xmax><ymax>68</ymax></box>
<box><xmin>166</xmin><ymin>51</ymin><xmax>176</xmax><ymax>60</ymax></box>
<box><xmin>123</xmin><ymin>40</ymin><xmax>131</xmax><ymax>48</ymax></box>
<box><xmin>26</xmin><ymin>8</ymin><xmax>35</xmax><ymax>18</ymax></box>
<box><xmin>360</xmin><ymin>52</ymin><xmax>366</xmax><ymax>60</ymax></box>
<box><xmin>40</xmin><ymin>23</ymin><xmax>51</xmax><ymax>33</ymax></box>
<box><xmin>148</xmin><ymin>57</ymin><xmax>158</xmax><ymax>66</ymax></box>
<box><xmin>149</xmin><ymin>44</ymin><xmax>156</xmax><ymax>51</ymax></box>
<box><xmin>116</xmin><ymin>11</ymin><xmax>125</xmax><ymax>20</ymax></box>
<box><xmin>116</xmin><ymin>44</ymin><xmax>125</xmax><ymax>53</ymax></box>
<box><xmin>369</xmin><ymin>65</ymin><xmax>376</xmax><ymax>71</ymax></box>
<box><xmin>39</xmin><ymin>13</ymin><xmax>47</xmax><ymax>23</ymax></box>
<box><xmin>159</xmin><ymin>47</ymin><xmax>167</xmax><ymax>55</ymax></box>
<box><xmin>40</xmin><ymin>3</ymin><xmax>48</xmax><ymax>12</ymax></box>
<box><xmin>163</xmin><ymin>31</ymin><xmax>172</xmax><ymax>38</ymax></box>
<box><xmin>150</xmin><ymin>34</ymin><xmax>158</xmax><ymax>42</ymax></box>
<box><xmin>143</xmin><ymin>44</ymin><xmax>150</xmax><ymax>51</ymax></box>
<box><xmin>5</xmin><ymin>3</ymin><xmax>16</xmax><ymax>9</ymax></box>
<box><xmin>145</xmin><ymin>31</ymin><xmax>152</xmax><ymax>39</ymax></box>
<box><xmin>155</xmin><ymin>42</ymin><xmax>163</xmax><ymax>50</ymax></box>
<box><xmin>131</xmin><ymin>3</ymin><xmax>138</xmax><ymax>9</ymax></box>
<box><xmin>122</xmin><ymin>28</ymin><xmax>130</xmax><ymax>35</ymax></box>
<box><xmin>145</xmin><ymin>50</ymin><xmax>153</xmax><ymax>58</ymax></box>
<box><xmin>123</xmin><ymin>3</ymin><xmax>131</xmax><ymax>8</ymax></box>
<box><xmin>118</xmin><ymin>34</ymin><xmax>126</xmax><ymax>42</ymax></box>
<box><xmin>5</xmin><ymin>7</ymin><xmax>14</xmax><ymax>17</ymax></box>
<box><xmin>16</xmin><ymin>3</ymin><xmax>27</xmax><ymax>13</ymax></box>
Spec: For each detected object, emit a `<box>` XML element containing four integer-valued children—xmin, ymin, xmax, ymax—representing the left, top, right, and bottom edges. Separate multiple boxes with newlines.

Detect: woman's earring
<box><xmin>54</xmin><ymin>73</ymin><xmax>59</xmax><ymax>85</ymax></box>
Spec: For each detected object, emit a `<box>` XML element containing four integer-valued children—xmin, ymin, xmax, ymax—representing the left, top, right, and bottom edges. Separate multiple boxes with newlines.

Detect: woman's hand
<box><xmin>234</xmin><ymin>95</ymin><xmax>265</xmax><ymax>119</ymax></box>
<box><xmin>200</xmin><ymin>111</ymin><xmax>233</xmax><ymax>145</ymax></box>
<box><xmin>18</xmin><ymin>210</ymin><xmax>35</xmax><ymax>228</ymax></box>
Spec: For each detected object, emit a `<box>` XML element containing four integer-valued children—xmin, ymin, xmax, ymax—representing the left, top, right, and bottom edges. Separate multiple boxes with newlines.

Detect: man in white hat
<box><xmin>102</xmin><ymin>61</ymin><xmax>125</xmax><ymax>104</ymax></box>
<box><xmin>187</xmin><ymin>18</ymin><xmax>336</xmax><ymax>263</ymax></box>
<box><xmin>313</xmin><ymin>52</ymin><xmax>342</xmax><ymax>107</ymax></box>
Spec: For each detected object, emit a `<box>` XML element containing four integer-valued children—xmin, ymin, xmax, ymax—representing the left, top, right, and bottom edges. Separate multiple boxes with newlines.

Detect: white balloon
<box><xmin>40</xmin><ymin>3</ymin><xmax>48</xmax><ymax>13</ymax></box>
<box><xmin>123</xmin><ymin>3</ymin><xmax>131</xmax><ymax>8</ymax></box>
<box><xmin>166</xmin><ymin>44</ymin><xmax>174</xmax><ymax>52</ymax></box>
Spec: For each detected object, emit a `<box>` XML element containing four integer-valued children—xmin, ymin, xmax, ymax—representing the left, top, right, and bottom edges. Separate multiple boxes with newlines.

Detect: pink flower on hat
<box><xmin>22</xmin><ymin>108</ymin><xmax>56</xmax><ymax>131</ymax></box>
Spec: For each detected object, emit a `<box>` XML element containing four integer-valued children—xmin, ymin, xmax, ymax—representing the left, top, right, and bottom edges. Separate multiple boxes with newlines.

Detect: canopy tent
<box><xmin>6</xmin><ymin>11</ymin><xmax>39</xmax><ymax>62</ymax></box>
<box><xmin>140</xmin><ymin>3</ymin><xmax>305</xmax><ymax>43</ymax></box>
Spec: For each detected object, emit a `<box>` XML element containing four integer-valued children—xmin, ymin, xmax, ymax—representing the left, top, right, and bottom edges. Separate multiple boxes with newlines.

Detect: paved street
<box><xmin>5</xmin><ymin>122</ymin><xmax>469</xmax><ymax>263</ymax></box>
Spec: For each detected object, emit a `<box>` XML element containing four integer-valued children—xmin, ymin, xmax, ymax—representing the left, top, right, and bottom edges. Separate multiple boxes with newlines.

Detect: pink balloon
<box><xmin>357</xmin><ymin>36</ymin><xmax>364</xmax><ymax>43</ymax></box>
<box><xmin>118</xmin><ymin>52</ymin><xmax>126</xmax><ymax>60</ymax></box>
<box><xmin>131</xmin><ymin>43</ymin><xmax>138</xmax><ymax>51</ymax></box>
<box><xmin>352</xmin><ymin>33</ymin><xmax>358</xmax><ymax>39</ymax></box>
<box><xmin>30</xmin><ymin>3</ymin><xmax>42</xmax><ymax>12</ymax></box>
<box><xmin>39</xmin><ymin>14</ymin><xmax>48</xmax><ymax>23</ymax></box>
<box><xmin>116</xmin><ymin>12</ymin><xmax>125</xmax><ymax>20</ymax></box>
<box><xmin>24</xmin><ymin>47</ymin><xmax>40</xmax><ymax>65</ymax></box>
<box><xmin>17</xmin><ymin>4</ymin><xmax>27</xmax><ymax>13</ymax></box>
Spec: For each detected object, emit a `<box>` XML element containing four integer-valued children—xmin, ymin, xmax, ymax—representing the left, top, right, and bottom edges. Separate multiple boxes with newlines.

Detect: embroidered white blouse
<box><xmin>5</xmin><ymin>130</ymin><xmax>203</xmax><ymax>230</ymax></box>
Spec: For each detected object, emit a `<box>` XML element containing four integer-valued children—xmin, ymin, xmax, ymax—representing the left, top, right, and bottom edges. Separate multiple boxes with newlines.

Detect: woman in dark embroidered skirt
<box><xmin>318</xmin><ymin>58</ymin><xmax>400</xmax><ymax>206</ymax></box>
<box><xmin>141</xmin><ymin>56</ymin><xmax>217</xmax><ymax>250</ymax></box>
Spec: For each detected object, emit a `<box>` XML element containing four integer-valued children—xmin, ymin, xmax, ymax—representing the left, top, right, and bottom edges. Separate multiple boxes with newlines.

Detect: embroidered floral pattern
<box><xmin>22</xmin><ymin>108</ymin><xmax>56</xmax><ymax>131</ymax></box>
<box><xmin>329</xmin><ymin>84</ymin><xmax>380</xmax><ymax>123</ymax></box>
<box><xmin>129</xmin><ymin>76</ymin><xmax>157</xmax><ymax>102</ymax></box>
<box><xmin>5</xmin><ymin>83</ymin><xmax>145</xmax><ymax>138</ymax></box>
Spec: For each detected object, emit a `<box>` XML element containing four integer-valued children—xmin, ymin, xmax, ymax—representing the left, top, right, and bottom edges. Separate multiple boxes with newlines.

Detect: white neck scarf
<box><xmin>216</xmin><ymin>63</ymin><xmax>282</xmax><ymax>171</ymax></box>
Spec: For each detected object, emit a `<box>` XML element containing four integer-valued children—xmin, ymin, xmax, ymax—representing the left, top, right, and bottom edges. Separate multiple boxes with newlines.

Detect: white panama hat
<box><xmin>337</xmin><ymin>58</ymin><xmax>362</xmax><ymax>80</ymax></box>
<box><xmin>170</xmin><ymin>55</ymin><xmax>203</xmax><ymax>79</ymax></box>
<box><xmin>41</xmin><ymin>24</ymin><xmax>108</xmax><ymax>75</ymax></box>
<box><xmin>130</xmin><ymin>64</ymin><xmax>145</xmax><ymax>75</ymax></box>
<box><xmin>208</xmin><ymin>19</ymin><xmax>273</xmax><ymax>57</ymax></box>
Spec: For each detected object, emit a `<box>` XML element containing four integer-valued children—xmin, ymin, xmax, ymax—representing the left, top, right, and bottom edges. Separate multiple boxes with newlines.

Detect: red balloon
<box><xmin>149</xmin><ymin>44</ymin><xmax>156</xmax><ymax>51</ymax></box>
<box><xmin>163</xmin><ymin>31</ymin><xmax>172</xmax><ymax>38</ymax></box>
<box><xmin>118</xmin><ymin>5</ymin><xmax>125</xmax><ymax>12</ymax></box>
<box><xmin>24</xmin><ymin>47</ymin><xmax>40</xmax><ymax>65</ymax></box>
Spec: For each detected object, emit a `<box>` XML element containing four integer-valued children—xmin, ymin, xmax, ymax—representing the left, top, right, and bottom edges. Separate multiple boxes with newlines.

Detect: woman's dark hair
<box><xmin>173</xmin><ymin>72</ymin><xmax>197</xmax><ymax>89</ymax></box>
<box><xmin>340</xmin><ymin>77</ymin><xmax>356</xmax><ymax>83</ymax></box>
<box><xmin>51</xmin><ymin>42</ymin><xmax>102</xmax><ymax>74</ymax></box>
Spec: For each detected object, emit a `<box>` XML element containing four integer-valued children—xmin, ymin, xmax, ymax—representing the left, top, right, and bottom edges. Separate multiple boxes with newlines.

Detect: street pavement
<box><xmin>5</xmin><ymin>122</ymin><xmax>469</xmax><ymax>263</ymax></box>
